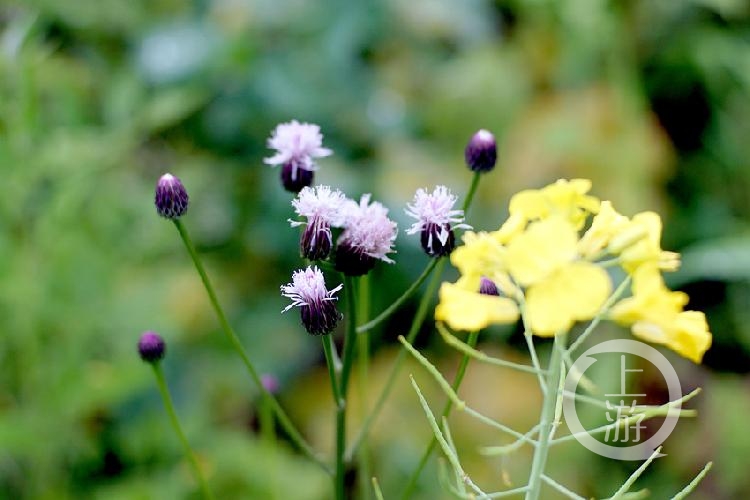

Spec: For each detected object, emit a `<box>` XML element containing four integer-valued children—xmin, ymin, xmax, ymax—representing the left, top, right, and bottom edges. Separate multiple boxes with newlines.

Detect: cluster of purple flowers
<box><xmin>152</xmin><ymin>121</ymin><xmax>497</xmax><ymax>337</ymax></box>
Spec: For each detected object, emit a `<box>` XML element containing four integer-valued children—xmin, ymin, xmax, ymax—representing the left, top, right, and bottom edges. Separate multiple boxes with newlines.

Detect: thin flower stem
<box><xmin>462</xmin><ymin>171</ymin><xmax>482</xmax><ymax>212</ymax></box>
<box><xmin>322</xmin><ymin>336</ymin><xmax>343</xmax><ymax>407</ymax></box>
<box><xmin>356</xmin><ymin>259</ymin><xmax>439</xmax><ymax>333</ymax></box>
<box><xmin>400</xmin><ymin>331</ymin><xmax>480</xmax><ymax>500</ymax></box>
<box><xmin>541</xmin><ymin>475</ymin><xmax>586</xmax><ymax>500</ymax></box>
<box><xmin>607</xmin><ymin>447</ymin><xmax>662</xmax><ymax>500</ymax></box>
<box><xmin>518</xmin><ymin>300</ymin><xmax>547</xmax><ymax>395</ymax></box>
<box><xmin>172</xmin><ymin>219</ymin><xmax>330</xmax><ymax>474</ymax></box>
<box><xmin>345</xmin><ymin>258</ymin><xmax>446</xmax><ymax>461</ymax></box>
<box><xmin>151</xmin><ymin>363</ymin><xmax>215</xmax><ymax>500</ymax></box>
<box><xmin>340</xmin><ymin>275</ymin><xmax>358</xmax><ymax>396</ymax></box>
<box><xmin>670</xmin><ymin>462</ymin><xmax>712</xmax><ymax>500</ymax></box>
<box><xmin>357</xmin><ymin>275</ymin><xmax>372</xmax><ymax>500</ymax></box>
<box><xmin>322</xmin><ymin>335</ymin><xmax>345</xmax><ymax>500</ymax></box>
<box><xmin>525</xmin><ymin>333</ymin><xmax>567</xmax><ymax>500</ymax></box>
<box><xmin>332</xmin><ymin>274</ymin><xmax>358</xmax><ymax>500</ymax></box>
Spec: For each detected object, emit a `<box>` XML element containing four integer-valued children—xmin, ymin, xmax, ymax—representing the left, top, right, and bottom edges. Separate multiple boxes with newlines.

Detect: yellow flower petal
<box><xmin>632</xmin><ymin>311</ymin><xmax>712</xmax><ymax>364</ymax></box>
<box><xmin>505</xmin><ymin>217</ymin><xmax>578</xmax><ymax>286</ymax></box>
<box><xmin>435</xmin><ymin>282</ymin><xmax>519</xmax><ymax>331</ymax></box>
<box><xmin>508</xmin><ymin>179</ymin><xmax>600</xmax><ymax>229</ymax></box>
<box><xmin>525</xmin><ymin>262</ymin><xmax>612</xmax><ymax>336</ymax></box>
<box><xmin>451</xmin><ymin>231</ymin><xmax>507</xmax><ymax>281</ymax></box>
<box><xmin>578</xmin><ymin>201</ymin><xmax>631</xmax><ymax>259</ymax></box>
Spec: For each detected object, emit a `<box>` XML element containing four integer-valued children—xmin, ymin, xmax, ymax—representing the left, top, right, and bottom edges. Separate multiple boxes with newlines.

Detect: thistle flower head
<box><xmin>464</xmin><ymin>129</ymin><xmax>497</xmax><ymax>173</ymax></box>
<box><xmin>335</xmin><ymin>194</ymin><xmax>398</xmax><ymax>275</ymax></box>
<box><xmin>155</xmin><ymin>173</ymin><xmax>189</xmax><ymax>219</ymax></box>
<box><xmin>405</xmin><ymin>186</ymin><xmax>471</xmax><ymax>257</ymax></box>
<box><xmin>264</xmin><ymin>120</ymin><xmax>333</xmax><ymax>192</ymax></box>
<box><xmin>138</xmin><ymin>331</ymin><xmax>166</xmax><ymax>363</ymax></box>
<box><xmin>281</xmin><ymin>266</ymin><xmax>343</xmax><ymax>335</ymax></box>
<box><xmin>290</xmin><ymin>185</ymin><xmax>348</xmax><ymax>260</ymax></box>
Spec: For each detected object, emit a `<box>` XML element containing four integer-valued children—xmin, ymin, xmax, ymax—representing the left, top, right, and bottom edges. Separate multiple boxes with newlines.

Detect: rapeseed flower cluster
<box><xmin>435</xmin><ymin>178</ymin><xmax>712</xmax><ymax>363</ymax></box>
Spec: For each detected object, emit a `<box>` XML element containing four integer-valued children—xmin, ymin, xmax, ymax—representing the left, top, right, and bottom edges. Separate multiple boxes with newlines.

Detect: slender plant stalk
<box><xmin>356</xmin><ymin>259</ymin><xmax>439</xmax><ymax>333</ymax></box>
<box><xmin>346</xmin><ymin>258</ymin><xmax>446</xmax><ymax>461</ymax></box>
<box><xmin>400</xmin><ymin>330</ymin><xmax>480</xmax><ymax>499</ymax></box>
<box><xmin>151</xmin><ymin>363</ymin><xmax>215</xmax><ymax>500</ymax></box>
<box><xmin>525</xmin><ymin>333</ymin><xmax>567</xmax><ymax>500</ymax></box>
<box><xmin>357</xmin><ymin>275</ymin><xmax>372</xmax><ymax>500</ymax></box>
<box><xmin>322</xmin><ymin>335</ymin><xmax>345</xmax><ymax>500</ymax></box>
<box><xmin>462</xmin><ymin>171</ymin><xmax>481</xmax><ymax>212</ymax></box>
<box><xmin>172</xmin><ymin>219</ymin><xmax>330</xmax><ymax>474</ymax></box>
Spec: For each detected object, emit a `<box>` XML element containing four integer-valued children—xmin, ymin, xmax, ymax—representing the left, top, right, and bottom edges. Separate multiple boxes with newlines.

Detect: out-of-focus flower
<box><xmin>334</xmin><ymin>194</ymin><xmax>398</xmax><ymax>276</ymax></box>
<box><xmin>610</xmin><ymin>264</ymin><xmax>712</xmax><ymax>363</ymax></box>
<box><xmin>504</xmin><ymin>178</ymin><xmax>600</xmax><ymax>231</ymax></box>
<box><xmin>155</xmin><ymin>173</ymin><xmax>189</xmax><ymax>219</ymax></box>
<box><xmin>405</xmin><ymin>186</ymin><xmax>471</xmax><ymax>257</ymax></box>
<box><xmin>435</xmin><ymin>282</ymin><xmax>518</xmax><ymax>331</ymax></box>
<box><xmin>281</xmin><ymin>266</ymin><xmax>342</xmax><ymax>335</ymax></box>
<box><xmin>261</xmin><ymin>374</ymin><xmax>280</xmax><ymax>394</ymax></box>
<box><xmin>479</xmin><ymin>276</ymin><xmax>499</xmax><ymax>296</ymax></box>
<box><xmin>138</xmin><ymin>331</ymin><xmax>166</xmax><ymax>363</ymax></box>
<box><xmin>290</xmin><ymin>185</ymin><xmax>347</xmax><ymax>260</ymax></box>
<box><xmin>608</xmin><ymin>212</ymin><xmax>681</xmax><ymax>273</ymax></box>
<box><xmin>464</xmin><ymin>129</ymin><xmax>497</xmax><ymax>172</ymax></box>
<box><xmin>264</xmin><ymin>120</ymin><xmax>333</xmax><ymax>193</ymax></box>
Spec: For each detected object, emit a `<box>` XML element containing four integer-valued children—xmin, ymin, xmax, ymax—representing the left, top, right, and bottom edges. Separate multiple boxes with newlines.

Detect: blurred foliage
<box><xmin>1</xmin><ymin>0</ymin><xmax>749</xmax><ymax>498</ymax></box>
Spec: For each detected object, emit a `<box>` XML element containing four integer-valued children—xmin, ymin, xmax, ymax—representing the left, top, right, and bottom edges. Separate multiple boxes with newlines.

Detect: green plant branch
<box><xmin>151</xmin><ymin>363</ymin><xmax>215</xmax><ymax>500</ymax></box>
<box><xmin>671</xmin><ymin>462</ymin><xmax>713</xmax><ymax>500</ymax></box>
<box><xmin>525</xmin><ymin>333</ymin><xmax>567</xmax><ymax>500</ymax></box>
<box><xmin>438</xmin><ymin>323</ymin><xmax>545</xmax><ymax>375</ymax></box>
<box><xmin>345</xmin><ymin>258</ymin><xmax>446</xmax><ymax>461</ymax></box>
<box><xmin>541</xmin><ymin>475</ymin><xmax>586</xmax><ymax>500</ymax></box>
<box><xmin>356</xmin><ymin>259</ymin><xmax>439</xmax><ymax>333</ymax></box>
<box><xmin>172</xmin><ymin>219</ymin><xmax>330</xmax><ymax>474</ymax></box>
<box><xmin>607</xmin><ymin>447</ymin><xmax>663</xmax><ymax>500</ymax></box>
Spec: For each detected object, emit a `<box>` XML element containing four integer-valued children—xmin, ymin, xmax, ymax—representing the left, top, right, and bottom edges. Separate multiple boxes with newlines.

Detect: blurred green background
<box><xmin>1</xmin><ymin>0</ymin><xmax>749</xmax><ymax>498</ymax></box>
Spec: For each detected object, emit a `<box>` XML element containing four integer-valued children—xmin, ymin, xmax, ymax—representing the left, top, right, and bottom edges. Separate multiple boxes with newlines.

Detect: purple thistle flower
<box><xmin>464</xmin><ymin>129</ymin><xmax>497</xmax><ymax>173</ymax></box>
<box><xmin>155</xmin><ymin>173</ymin><xmax>189</xmax><ymax>219</ymax></box>
<box><xmin>290</xmin><ymin>185</ymin><xmax>347</xmax><ymax>261</ymax></box>
<box><xmin>334</xmin><ymin>194</ymin><xmax>398</xmax><ymax>276</ymax></box>
<box><xmin>261</xmin><ymin>374</ymin><xmax>280</xmax><ymax>394</ymax></box>
<box><xmin>138</xmin><ymin>331</ymin><xmax>166</xmax><ymax>363</ymax></box>
<box><xmin>281</xmin><ymin>266</ymin><xmax>343</xmax><ymax>335</ymax></box>
<box><xmin>405</xmin><ymin>186</ymin><xmax>471</xmax><ymax>257</ymax></box>
<box><xmin>479</xmin><ymin>276</ymin><xmax>500</xmax><ymax>296</ymax></box>
<box><xmin>264</xmin><ymin>120</ymin><xmax>333</xmax><ymax>193</ymax></box>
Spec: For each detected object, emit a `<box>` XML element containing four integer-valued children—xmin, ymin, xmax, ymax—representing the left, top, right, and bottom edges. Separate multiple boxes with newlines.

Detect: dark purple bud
<box><xmin>281</xmin><ymin>162</ymin><xmax>314</xmax><ymax>193</ymax></box>
<box><xmin>138</xmin><ymin>331</ymin><xmax>166</xmax><ymax>363</ymax></box>
<box><xmin>479</xmin><ymin>276</ymin><xmax>499</xmax><ymax>296</ymax></box>
<box><xmin>155</xmin><ymin>173</ymin><xmax>189</xmax><ymax>219</ymax></box>
<box><xmin>420</xmin><ymin>222</ymin><xmax>455</xmax><ymax>258</ymax></box>
<box><xmin>300</xmin><ymin>218</ymin><xmax>333</xmax><ymax>261</ymax></box>
<box><xmin>300</xmin><ymin>299</ymin><xmax>342</xmax><ymax>335</ymax></box>
<box><xmin>464</xmin><ymin>129</ymin><xmax>497</xmax><ymax>173</ymax></box>
<box><xmin>333</xmin><ymin>242</ymin><xmax>377</xmax><ymax>276</ymax></box>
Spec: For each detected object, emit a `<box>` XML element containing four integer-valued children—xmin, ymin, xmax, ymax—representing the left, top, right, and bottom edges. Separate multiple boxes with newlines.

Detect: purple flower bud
<box><xmin>405</xmin><ymin>186</ymin><xmax>470</xmax><ymax>258</ymax></box>
<box><xmin>138</xmin><ymin>331</ymin><xmax>166</xmax><ymax>363</ymax></box>
<box><xmin>479</xmin><ymin>276</ymin><xmax>499</xmax><ymax>296</ymax></box>
<box><xmin>464</xmin><ymin>129</ymin><xmax>497</xmax><ymax>172</ymax></box>
<box><xmin>334</xmin><ymin>242</ymin><xmax>378</xmax><ymax>276</ymax></box>
<box><xmin>281</xmin><ymin>266</ymin><xmax>343</xmax><ymax>336</ymax></box>
<box><xmin>290</xmin><ymin>186</ymin><xmax>347</xmax><ymax>260</ymax></box>
<box><xmin>300</xmin><ymin>220</ymin><xmax>332</xmax><ymax>260</ymax></box>
<box><xmin>155</xmin><ymin>173</ymin><xmax>189</xmax><ymax>219</ymax></box>
<box><xmin>420</xmin><ymin>222</ymin><xmax>456</xmax><ymax>257</ymax></box>
<box><xmin>261</xmin><ymin>374</ymin><xmax>280</xmax><ymax>394</ymax></box>
<box><xmin>281</xmin><ymin>162</ymin><xmax>315</xmax><ymax>193</ymax></box>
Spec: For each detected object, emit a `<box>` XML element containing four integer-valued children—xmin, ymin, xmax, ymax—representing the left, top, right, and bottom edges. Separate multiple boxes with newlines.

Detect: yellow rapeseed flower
<box><xmin>504</xmin><ymin>216</ymin><xmax>612</xmax><ymax>336</ymax></box>
<box><xmin>578</xmin><ymin>200</ymin><xmax>631</xmax><ymax>259</ymax></box>
<box><xmin>610</xmin><ymin>264</ymin><xmax>712</xmax><ymax>363</ymax></box>
<box><xmin>608</xmin><ymin>212</ymin><xmax>680</xmax><ymax>273</ymax></box>
<box><xmin>435</xmin><ymin>282</ymin><xmax>519</xmax><ymax>331</ymax></box>
<box><xmin>508</xmin><ymin>178</ymin><xmax>600</xmax><ymax>230</ymax></box>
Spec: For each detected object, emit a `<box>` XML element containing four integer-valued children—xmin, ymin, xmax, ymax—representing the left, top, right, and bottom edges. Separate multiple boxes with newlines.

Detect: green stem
<box><xmin>462</xmin><ymin>171</ymin><xmax>482</xmax><ymax>212</ymax></box>
<box><xmin>356</xmin><ymin>259</ymin><xmax>439</xmax><ymax>333</ymax></box>
<box><xmin>525</xmin><ymin>333</ymin><xmax>567</xmax><ymax>500</ymax></box>
<box><xmin>357</xmin><ymin>276</ymin><xmax>372</xmax><ymax>500</ymax></box>
<box><xmin>340</xmin><ymin>275</ymin><xmax>358</xmax><ymax>396</ymax></box>
<box><xmin>346</xmin><ymin>258</ymin><xmax>446</xmax><ymax>461</ymax></box>
<box><xmin>322</xmin><ymin>335</ymin><xmax>345</xmax><ymax>500</ymax></box>
<box><xmin>172</xmin><ymin>219</ymin><xmax>330</xmax><ymax>474</ymax></box>
<box><xmin>400</xmin><ymin>330</ymin><xmax>480</xmax><ymax>500</ymax></box>
<box><xmin>151</xmin><ymin>363</ymin><xmax>215</xmax><ymax>500</ymax></box>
